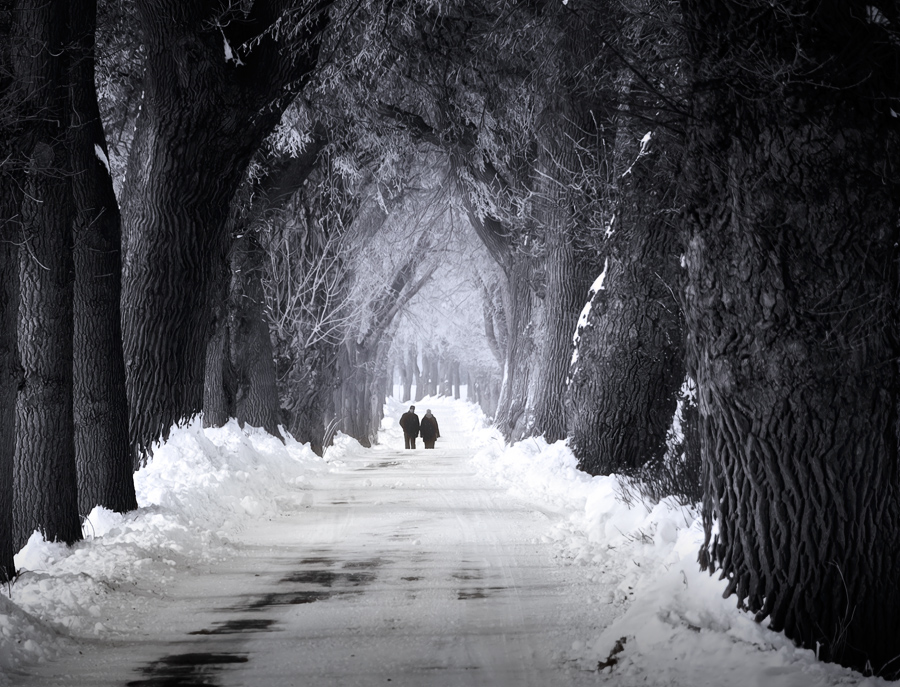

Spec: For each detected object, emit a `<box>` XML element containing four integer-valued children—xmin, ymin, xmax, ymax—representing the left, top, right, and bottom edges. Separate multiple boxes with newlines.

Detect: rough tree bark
<box><xmin>287</xmin><ymin>357</ymin><xmax>334</xmax><ymax>455</ymax></box>
<box><xmin>334</xmin><ymin>342</ymin><xmax>375</xmax><ymax>446</ymax></box>
<box><xmin>569</xmin><ymin>133</ymin><xmax>684</xmax><ymax>475</ymax></box>
<box><xmin>69</xmin><ymin>0</ymin><xmax>137</xmax><ymax>515</ymax></box>
<box><xmin>681</xmin><ymin>0</ymin><xmax>900</xmax><ymax>675</ymax></box>
<box><xmin>12</xmin><ymin>0</ymin><xmax>81</xmax><ymax>548</ymax></box>
<box><xmin>201</xmin><ymin>188</ymin><xmax>247</xmax><ymax>431</ymax></box>
<box><xmin>121</xmin><ymin>0</ymin><xmax>328</xmax><ymax>454</ymax></box>
<box><xmin>202</xmin><ymin>303</ymin><xmax>233</xmax><ymax>428</ymax></box>
<box><xmin>0</xmin><ymin>209</ymin><xmax>17</xmax><ymax>577</ymax></box>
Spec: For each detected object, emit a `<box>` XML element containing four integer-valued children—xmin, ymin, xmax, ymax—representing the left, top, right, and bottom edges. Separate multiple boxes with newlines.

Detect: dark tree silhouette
<box><xmin>0</xmin><ymin>197</ymin><xmax>17</xmax><ymax>577</ymax></box>
<box><xmin>681</xmin><ymin>0</ymin><xmax>900</xmax><ymax>675</ymax></box>
<box><xmin>0</xmin><ymin>0</ymin><xmax>21</xmax><ymax>577</ymax></box>
<box><xmin>221</xmin><ymin>136</ymin><xmax>327</xmax><ymax>436</ymax></box>
<box><xmin>527</xmin><ymin>117</ymin><xmax>597</xmax><ymax>444</ymax></box>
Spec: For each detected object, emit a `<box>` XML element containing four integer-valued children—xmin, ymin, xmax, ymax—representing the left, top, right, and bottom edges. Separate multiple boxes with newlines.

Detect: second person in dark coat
<box><xmin>419</xmin><ymin>409</ymin><xmax>440</xmax><ymax>449</ymax></box>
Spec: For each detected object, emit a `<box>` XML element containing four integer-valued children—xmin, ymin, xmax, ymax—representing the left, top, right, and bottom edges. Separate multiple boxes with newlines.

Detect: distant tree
<box><xmin>450</xmin><ymin>152</ymin><xmax>536</xmax><ymax>439</ymax></box>
<box><xmin>319</xmin><ymin>0</ymin><xmax>546</xmax><ymax>439</ymax></box>
<box><xmin>681</xmin><ymin>0</ymin><xmax>900</xmax><ymax>676</ymax></box>
<box><xmin>259</xmin><ymin>147</ymin><xmax>357</xmax><ymax>452</ymax></box>
<box><xmin>387</xmin><ymin>215</ymin><xmax>500</xmax><ymax>406</ymax></box>
<box><xmin>396</xmin><ymin>342</ymin><xmax>418</xmax><ymax>402</ymax></box>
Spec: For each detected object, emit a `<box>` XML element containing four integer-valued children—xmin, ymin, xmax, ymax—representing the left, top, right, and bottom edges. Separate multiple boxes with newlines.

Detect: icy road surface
<box><xmin>15</xmin><ymin>403</ymin><xmax>614</xmax><ymax>686</ymax></box>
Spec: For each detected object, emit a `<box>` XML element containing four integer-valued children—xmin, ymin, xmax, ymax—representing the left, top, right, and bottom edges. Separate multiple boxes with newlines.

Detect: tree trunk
<box><xmin>383</xmin><ymin>362</ymin><xmax>393</xmax><ymax>400</ymax></box>
<box><xmin>372</xmin><ymin>336</ymin><xmax>394</xmax><ymax>438</ymax></box>
<box><xmin>483</xmin><ymin>378</ymin><xmax>500</xmax><ymax>419</ymax></box>
<box><xmin>202</xmin><ymin>203</ymin><xmax>236</xmax><ymax>432</ymax></box>
<box><xmin>439</xmin><ymin>356</ymin><xmax>452</xmax><ymax>397</ymax></box>
<box><xmin>207</xmin><ymin>138</ymin><xmax>327</xmax><ymax>436</ymax></box>
<box><xmin>682</xmin><ymin>0</ymin><xmax>900</xmax><ymax>675</ymax></box>
<box><xmin>202</xmin><ymin>307</ymin><xmax>233</xmax><ymax>428</ymax></box>
<box><xmin>421</xmin><ymin>350</ymin><xmax>431</xmax><ymax>398</ymax></box>
<box><xmin>481</xmin><ymin>282</ymin><xmax>505</xmax><ymax>368</ymax></box>
<box><xmin>428</xmin><ymin>355</ymin><xmax>440</xmax><ymax>397</ymax></box>
<box><xmin>69</xmin><ymin>0</ymin><xmax>137</xmax><ymax>515</ymax></box>
<box><xmin>335</xmin><ymin>339</ymin><xmax>392</xmax><ymax>447</ymax></box>
<box><xmin>398</xmin><ymin>352</ymin><xmax>411</xmax><ymax>402</ymax></box>
<box><xmin>12</xmin><ymin>0</ymin><xmax>81</xmax><ymax>548</ymax></box>
<box><xmin>120</xmin><ymin>85</ymin><xmax>249</xmax><ymax>453</ymax></box>
<box><xmin>417</xmin><ymin>351</ymin><xmax>431</xmax><ymax>401</ymax></box>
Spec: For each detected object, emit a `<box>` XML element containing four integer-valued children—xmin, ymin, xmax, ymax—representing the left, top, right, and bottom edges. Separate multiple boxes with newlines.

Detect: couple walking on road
<box><xmin>399</xmin><ymin>405</ymin><xmax>440</xmax><ymax>449</ymax></box>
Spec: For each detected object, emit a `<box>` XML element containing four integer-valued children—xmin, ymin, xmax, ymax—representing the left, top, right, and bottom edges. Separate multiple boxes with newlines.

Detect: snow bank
<box><xmin>0</xmin><ymin>418</ymin><xmax>324</xmax><ymax>680</ymax></box>
<box><xmin>471</xmin><ymin>431</ymin><xmax>886</xmax><ymax>687</ymax></box>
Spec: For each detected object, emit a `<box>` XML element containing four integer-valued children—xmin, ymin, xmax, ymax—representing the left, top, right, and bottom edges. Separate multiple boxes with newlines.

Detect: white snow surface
<box><xmin>0</xmin><ymin>398</ymin><xmax>885</xmax><ymax>686</ymax></box>
<box><xmin>93</xmin><ymin>144</ymin><xmax>110</xmax><ymax>175</ymax></box>
<box><xmin>571</xmin><ymin>257</ymin><xmax>608</xmax><ymax>368</ymax></box>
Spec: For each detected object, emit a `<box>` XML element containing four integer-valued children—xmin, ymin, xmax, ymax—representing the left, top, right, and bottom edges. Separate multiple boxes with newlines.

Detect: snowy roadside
<box><xmin>468</xmin><ymin>419</ymin><xmax>886</xmax><ymax>686</ymax></box>
<box><xmin>0</xmin><ymin>419</ymin><xmax>326</xmax><ymax>684</ymax></box>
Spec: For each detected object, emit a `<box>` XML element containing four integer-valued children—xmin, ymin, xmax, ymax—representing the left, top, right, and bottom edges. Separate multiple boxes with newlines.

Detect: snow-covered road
<box><xmin>11</xmin><ymin>401</ymin><xmax>611</xmax><ymax>686</ymax></box>
<box><xmin>3</xmin><ymin>397</ymin><xmax>885</xmax><ymax>686</ymax></box>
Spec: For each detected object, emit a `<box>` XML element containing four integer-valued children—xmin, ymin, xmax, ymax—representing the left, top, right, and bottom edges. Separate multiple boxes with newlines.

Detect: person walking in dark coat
<box><xmin>399</xmin><ymin>405</ymin><xmax>420</xmax><ymax>449</ymax></box>
<box><xmin>419</xmin><ymin>409</ymin><xmax>440</xmax><ymax>449</ymax></box>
